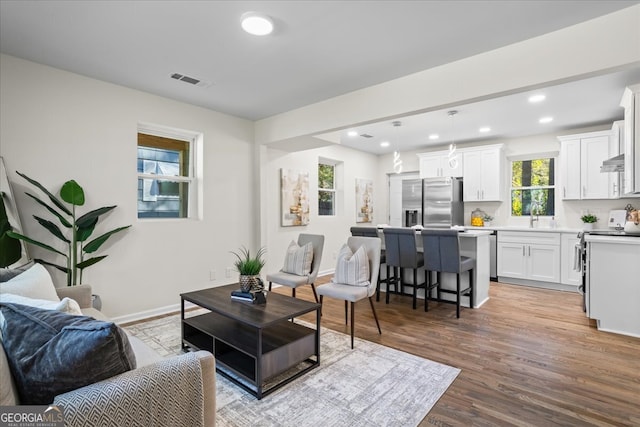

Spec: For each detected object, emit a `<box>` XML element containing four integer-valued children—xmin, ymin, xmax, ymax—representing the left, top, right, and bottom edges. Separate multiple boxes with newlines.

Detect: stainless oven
<box><xmin>575</xmin><ymin>231</ymin><xmax>587</xmax><ymax>312</ymax></box>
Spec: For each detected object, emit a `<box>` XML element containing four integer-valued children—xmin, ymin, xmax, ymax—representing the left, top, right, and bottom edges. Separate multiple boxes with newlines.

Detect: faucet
<box><xmin>530</xmin><ymin>201</ymin><xmax>540</xmax><ymax>228</ymax></box>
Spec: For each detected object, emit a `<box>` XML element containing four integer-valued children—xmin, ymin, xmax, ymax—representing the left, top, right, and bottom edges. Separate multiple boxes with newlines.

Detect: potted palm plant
<box><xmin>230</xmin><ymin>246</ymin><xmax>266</xmax><ymax>292</ymax></box>
<box><xmin>7</xmin><ymin>172</ymin><xmax>130</xmax><ymax>287</ymax></box>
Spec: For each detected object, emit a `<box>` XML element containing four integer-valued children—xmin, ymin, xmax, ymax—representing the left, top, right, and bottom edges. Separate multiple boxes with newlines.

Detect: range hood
<box><xmin>600</xmin><ymin>154</ymin><xmax>624</xmax><ymax>173</ymax></box>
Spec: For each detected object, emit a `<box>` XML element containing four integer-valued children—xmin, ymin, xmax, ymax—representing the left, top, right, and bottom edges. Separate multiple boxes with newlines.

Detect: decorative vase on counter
<box><xmin>582</xmin><ymin>223</ymin><xmax>594</xmax><ymax>231</ymax></box>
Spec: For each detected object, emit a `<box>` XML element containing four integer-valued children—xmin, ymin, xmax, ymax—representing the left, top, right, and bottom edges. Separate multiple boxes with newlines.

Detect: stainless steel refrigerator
<box><xmin>422</xmin><ymin>177</ymin><xmax>464</xmax><ymax>228</ymax></box>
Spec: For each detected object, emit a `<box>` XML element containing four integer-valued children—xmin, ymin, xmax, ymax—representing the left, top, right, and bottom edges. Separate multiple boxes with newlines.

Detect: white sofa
<box><xmin>1</xmin><ymin>273</ymin><xmax>216</xmax><ymax>427</ymax></box>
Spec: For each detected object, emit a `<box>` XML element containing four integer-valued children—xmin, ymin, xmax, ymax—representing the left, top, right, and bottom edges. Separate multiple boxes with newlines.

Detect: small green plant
<box><xmin>483</xmin><ymin>214</ymin><xmax>494</xmax><ymax>222</ymax></box>
<box><xmin>580</xmin><ymin>213</ymin><xmax>598</xmax><ymax>223</ymax></box>
<box><xmin>7</xmin><ymin>172</ymin><xmax>130</xmax><ymax>286</ymax></box>
<box><xmin>230</xmin><ymin>246</ymin><xmax>266</xmax><ymax>275</ymax></box>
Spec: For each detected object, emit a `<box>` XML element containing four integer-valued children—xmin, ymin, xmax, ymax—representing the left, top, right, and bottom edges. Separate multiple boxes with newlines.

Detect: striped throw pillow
<box><xmin>334</xmin><ymin>244</ymin><xmax>370</xmax><ymax>287</ymax></box>
<box><xmin>282</xmin><ymin>241</ymin><xmax>314</xmax><ymax>276</ymax></box>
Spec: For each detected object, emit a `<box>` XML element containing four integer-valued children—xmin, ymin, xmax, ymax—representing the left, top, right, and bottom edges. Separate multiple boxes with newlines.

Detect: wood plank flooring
<box><xmin>273</xmin><ymin>277</ymin><xmax>640</xmax><ymax>426</ymax></box>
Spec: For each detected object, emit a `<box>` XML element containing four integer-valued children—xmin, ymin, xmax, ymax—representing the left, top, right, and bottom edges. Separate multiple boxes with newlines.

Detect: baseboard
<box><xmin>497</xmin><ymin>277</ymin><xmax>579</xmax><ymax>293</ymax></box>
<box><xmin>113</xmin><ymin>301</ymin><xmax>199</xmax><ymax>325</ymax></box>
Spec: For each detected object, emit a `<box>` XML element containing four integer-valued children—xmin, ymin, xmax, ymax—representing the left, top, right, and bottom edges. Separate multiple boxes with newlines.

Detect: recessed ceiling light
<box><xmin>529</xmin><ymin>94</ymin><xmax>546</xmax><ymax>103</ymax></box>
<box><xmin>428</xmin><ymin>134</ymin><xmax>439</xmax><ymax>140</ymax></box>
<box><xmin>241</xmin><ymin>12</ymin><xmax>274</xmax><ymax>36</ymax></box>
<box><xmin>479</xmin><ymin>127</ymin><xmax>491</xmax><ymax>133</ymax></box>
<box><xmin>380</xmin><ymin>141</ymin><xmax>390</xmax><ymax>147</ymax></box>
<box><xmin>539</xmin><ymin>116</ymin><xmax>554</xmax><ymax>124</ymax></box>
<box><xmin>347</xmin><ymin>130</ymin><xmax>358</xmax><ymax>137</ymax></box>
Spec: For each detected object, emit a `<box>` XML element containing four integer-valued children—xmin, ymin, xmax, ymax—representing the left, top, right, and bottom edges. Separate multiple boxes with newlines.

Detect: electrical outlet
<box><xmin>209</xmin><ymin>270</ymin><xmax>216</xmax><ymax>281</ymax></box>
<box><xmin>225</xmin><ymin>267</ymin><xmax>233</xmax><ymax>278</ymax></box>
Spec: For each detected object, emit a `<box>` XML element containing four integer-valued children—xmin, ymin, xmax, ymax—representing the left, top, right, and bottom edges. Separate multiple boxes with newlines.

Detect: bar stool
<box><xmin>420</xmin><ymin>229</ymin><xmax>475</xmax><ymax>318</ymax></box>
<box><xmin>350</xmin><ymin>226</ymin><xmax>386</xmax><ymax>301</ymax></box>
<box><xmin>382</xmin><ymin>227</ymin><xmax>425</xmax><ymax>309</ymax></box>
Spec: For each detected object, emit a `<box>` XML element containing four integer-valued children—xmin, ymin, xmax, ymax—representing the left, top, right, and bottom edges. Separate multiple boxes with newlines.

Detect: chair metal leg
<box><xmin>424</xmin><ymin>271</ymin><xmax>429</xmax><ymax>312</ymax></box>
<box><xmin>412</xmin><ymin>268</ymin><xmax>418</xmax><ymax>309</ymax></box>
<box><xmin>456</xmin><ymin>274</ymin><xmax>461</xmax><ymax>318</ymax></box>
<box><xmin>351</xmin><ymin>301</ymin><xmax>355</xmax><ymax>349</ymax></box>
<box><xmin>470</xmin><ymin>268</ymin><xmax>474</xmax><ymax>309</ymax></box>
<box><xmin>310</xmin><ymin>283</ymin><xmax>319</xmax><ymax>303</ymax></box>
<box><xmin>268</xmin><ymin>281</ymin><xmax>272</xmax><ymax>291</ymax></box>
<box><xmin>292</xmin><ymin>288</ymin><xmax>296</xmax><ymax>298</ymax></box>
<box><xmin>345</xmin><ymin>300</ymin><xmax>348</xmax><ymax>325</ymax></box>
<box><xmin>319</xmin><ymin>295</ymin><xmax>324</xmax><ymax>316</ymax></box>
<box><xmin>369</xmin><ymin>297</ymin><xmax>382</xmax><ymax>334</ymax></box>
<box><xmin>385</xmin><ymin>266</ymin><xmax>392</xmax><ymax>304</ymax></box>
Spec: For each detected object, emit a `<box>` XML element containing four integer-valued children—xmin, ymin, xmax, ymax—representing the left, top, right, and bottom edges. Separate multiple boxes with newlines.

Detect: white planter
<box><xmin>582</xmin><ymin>223</ymin><xmax>594</xmax><ymax>231</ymax></box>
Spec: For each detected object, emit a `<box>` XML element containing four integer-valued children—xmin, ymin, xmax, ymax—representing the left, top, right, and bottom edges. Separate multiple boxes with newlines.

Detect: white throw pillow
<box><xmin>0</xmin><ymin>263</ymin><xmax>60</xmax><ymax>302</ymax></box>
<box><xmin>282</xmin><ymin>240</ymin><xmax>314</xmax><ymax>276</ymax></box>
<box><xmin>0</xmin><ymin>293</ymin><xmax>83</xmax><ymax>316</ymax></box>
<box><xmin>333</xmin><ymin>244</ymin><xmax>370</xmax><ymax>287</ymax></box>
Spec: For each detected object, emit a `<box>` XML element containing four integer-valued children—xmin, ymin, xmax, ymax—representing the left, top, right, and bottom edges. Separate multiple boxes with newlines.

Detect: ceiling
<box><xmin>1</xmin><ymin>1</ymin><xmax>639</xmax><ymax>154</ymax></box>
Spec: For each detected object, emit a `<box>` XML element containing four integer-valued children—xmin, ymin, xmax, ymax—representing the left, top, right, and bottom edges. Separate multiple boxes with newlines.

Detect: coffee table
<box><xmin>180</xmin><ymin>284</ymin><xmax>321</xmax><ymax>399</ymax></box>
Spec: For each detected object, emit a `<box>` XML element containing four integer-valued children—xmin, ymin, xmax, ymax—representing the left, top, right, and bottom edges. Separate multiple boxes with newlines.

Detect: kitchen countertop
<box><xmin>585</xmin><ymin>234</ymin><xmax>640</xmax><ymax>245</ymax></box>
<box><xmin>466</xmin><ymin>226</ymin><xmax>582</xmax><ymax>234</ymax></box>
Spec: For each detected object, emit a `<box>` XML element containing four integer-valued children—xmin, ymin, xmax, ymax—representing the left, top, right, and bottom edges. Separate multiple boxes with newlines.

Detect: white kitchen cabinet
<box><xmin>463</xmin><ymin>144</ymin><xmax>503</xmax><ymax>202</ymax></box>
<box><xmin>497</xmin><ymin>231</ymin><xmax>560</xmax><ymax>284</ymax></box>
<box><xmin>417</xmin><ymin>151</ymin><xmax>463</xmax><ymax>178</ymax></box>
<box><xmin>559</xmin><ymin>130</ymin><xmax>616</xmax><ymax>200</ymax></box>
<box><xmin>560</xmin><ymin>232</ymin><xmax>581</xmax><ymax>287</ymax></box>
<box><xmin>620</xmin><ymin>84</ymin><xmax>640</xmax><ymax>196</ymax></box>
<box><xmin>587</xmin><ymin>235</ymin><xmax>640</xmax><ymax>337</ymax></box>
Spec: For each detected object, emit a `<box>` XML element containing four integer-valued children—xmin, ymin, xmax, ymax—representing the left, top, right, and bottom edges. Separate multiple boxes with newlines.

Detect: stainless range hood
<box><xmin>600</xmin><ymin>154</ymin><xmax>625</xmax><ymax>173</ymax></box>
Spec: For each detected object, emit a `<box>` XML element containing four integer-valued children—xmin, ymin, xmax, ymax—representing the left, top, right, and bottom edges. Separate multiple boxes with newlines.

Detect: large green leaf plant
<box><xmin>7</xmin><ymin>172</ymin><xmax>130</xmax><ymax>286</ymax></box>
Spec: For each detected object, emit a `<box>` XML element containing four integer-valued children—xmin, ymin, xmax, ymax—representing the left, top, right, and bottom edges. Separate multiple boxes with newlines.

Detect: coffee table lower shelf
<box><xmin>182</xmin><ymin>311</ymin><xmax>319</xmax><ymax>398</ymax></box>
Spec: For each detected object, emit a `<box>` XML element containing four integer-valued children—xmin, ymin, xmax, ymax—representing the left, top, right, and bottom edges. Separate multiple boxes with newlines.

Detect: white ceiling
<box><xmin>1</xmin><ymin>0</ymin><xmax>639</xmax><ymax>154</ymax></box>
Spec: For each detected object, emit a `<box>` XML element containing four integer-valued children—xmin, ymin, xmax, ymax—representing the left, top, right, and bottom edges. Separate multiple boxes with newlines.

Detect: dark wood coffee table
<box><xmin>180</xmin><ymin>284</ymin><xmax>321</xmax><ymax>399</ymax></box>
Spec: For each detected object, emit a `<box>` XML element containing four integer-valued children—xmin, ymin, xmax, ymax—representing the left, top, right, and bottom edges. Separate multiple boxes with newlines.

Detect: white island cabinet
<box><xmin>586</xmin><ymin>235</ymin><xmax>640</xmax><ymax>338</ymax></box>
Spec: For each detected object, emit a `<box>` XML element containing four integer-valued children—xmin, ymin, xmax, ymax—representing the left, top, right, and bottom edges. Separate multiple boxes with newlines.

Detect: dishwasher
<box><xmin>489</xmin><ymin>230</ymin><xmax>497</xmax><ymax>281</ymax></box>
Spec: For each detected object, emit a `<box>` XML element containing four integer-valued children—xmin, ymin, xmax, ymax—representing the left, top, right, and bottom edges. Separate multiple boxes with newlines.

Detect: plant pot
<box><xmin>582</xmin><ymin>223</ymin><xmax>594</xmax><ymax>231</ymax></box>
<box><xmin>239</xmin><ymin>275</ymin><xmax>261</xmax><ymax>292</ymax></box>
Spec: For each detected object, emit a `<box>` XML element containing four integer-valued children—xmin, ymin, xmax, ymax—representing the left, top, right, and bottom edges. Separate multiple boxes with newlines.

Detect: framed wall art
<box><xmin>281</xmin><ymin>168</ymin><xmax>310</xmax><ymax>226</ymax></box>
<box><xmin>355</xmin><ymin>178</ymin><xmax>373</xmax><ymax>223</ymax></box>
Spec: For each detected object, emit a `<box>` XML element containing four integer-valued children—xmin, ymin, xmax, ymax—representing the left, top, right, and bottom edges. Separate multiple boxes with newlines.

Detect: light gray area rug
<box><xmin>125</xmin><ymin>312</ymin><xmax>460</xmax><ymax>427</ymax></box>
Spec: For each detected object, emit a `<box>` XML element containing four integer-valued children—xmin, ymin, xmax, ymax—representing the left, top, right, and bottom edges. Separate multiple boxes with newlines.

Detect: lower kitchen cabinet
<box><xmin>497</xmin><ymin>231</ymin><xmax>561</xmax><ymax>285</ymax></box>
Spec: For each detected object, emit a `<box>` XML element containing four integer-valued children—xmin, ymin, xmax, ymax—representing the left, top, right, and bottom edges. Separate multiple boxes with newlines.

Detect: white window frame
<box><xmin>510</xmin><ymin>156</ymin><xmax>556</xmax><ymax>217</ymax></box>
<box><xmin>137</xmin><ymin>122</ymin><xmax>202</xmax><ymax>220</ymax></box>
<box><xmin>318</xmin><ymin>158</ymin><xmax>337</xmax><ymax>217</ymax></box>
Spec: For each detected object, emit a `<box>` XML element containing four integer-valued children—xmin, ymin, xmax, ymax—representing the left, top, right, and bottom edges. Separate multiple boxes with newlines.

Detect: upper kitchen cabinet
<box><xmin>463</xmin><ymin>144</ymin><xmax>503</xmax><ymax>202</ymax></box>
<box><xmin>559</xmin><ymin>130</ymin><xmax>617</xmax><ymax>200</ymax></box>
<box><xmin>620</xmin><ymin>84</ymin><xmax>640</xmax><ymax>196</ymax></box>
<box><xmin>417</xmin><ymin>150</ymin><xmax>463</xmax><ymax>178</ymax></box>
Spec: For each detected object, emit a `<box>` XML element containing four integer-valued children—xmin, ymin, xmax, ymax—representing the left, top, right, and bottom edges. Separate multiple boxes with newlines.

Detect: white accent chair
<box><xmin>316</xmin><ymin>236</ymin><xmax>382</xmax><ymax>349</ymax></box>
<box><xmin>267</xmin><ymin>234</ymin><xmax>324</xmax><ymax>303</ymax></box>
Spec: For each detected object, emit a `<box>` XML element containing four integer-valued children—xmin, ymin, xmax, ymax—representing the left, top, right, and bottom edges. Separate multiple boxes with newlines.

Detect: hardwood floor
<box><xmin>273</xmin><ymin>277</ymin><xmax>640</xmax><ymax>426</ymax></box>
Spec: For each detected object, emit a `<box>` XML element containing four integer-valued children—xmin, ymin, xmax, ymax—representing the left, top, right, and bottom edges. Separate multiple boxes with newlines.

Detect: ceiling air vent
<box><xmin>359</xmin><ymin>134</ymin><xmax>374</xmax><ymax>138</ymax></box>
<box><xmin>170</xmin><ymin>73</ymin><xmax>212</xmax><ymax>88</ymax></box>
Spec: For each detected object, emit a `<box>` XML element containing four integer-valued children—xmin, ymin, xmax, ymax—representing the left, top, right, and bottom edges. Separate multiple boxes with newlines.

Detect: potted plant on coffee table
<box><xmin>230</xmin><ymin>246</ymin><xmax>266</xmax><ymax>292</ymax></box>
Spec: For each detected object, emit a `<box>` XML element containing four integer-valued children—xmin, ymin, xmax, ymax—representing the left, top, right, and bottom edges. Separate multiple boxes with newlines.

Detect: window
<box><xmin>137</xmin><ymin>125</ymin><xmax>199</xmax><ymax>219</ymax></box>
<box><xmin>318</xmin><ymin>162</ymin><xmax>335</xmax><ymax>216</ymax></box>
<box><xmin>511</xmin><ymin>158</ymin><xmax>555</xmax><ymax>216</ymax></box>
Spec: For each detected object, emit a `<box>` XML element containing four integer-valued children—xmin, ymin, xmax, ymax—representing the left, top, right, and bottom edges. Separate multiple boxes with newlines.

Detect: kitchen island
<box><xmin>378</xmin><ymin>227</ymin><xmax>492</xmax><ymax>309</ymax></box>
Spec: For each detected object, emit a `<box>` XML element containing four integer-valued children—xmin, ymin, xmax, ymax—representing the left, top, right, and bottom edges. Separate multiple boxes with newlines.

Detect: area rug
<box><xmin>124</xmin><ymin>312</ymin><xmax>460</xmax><ymax>427</ymax></box>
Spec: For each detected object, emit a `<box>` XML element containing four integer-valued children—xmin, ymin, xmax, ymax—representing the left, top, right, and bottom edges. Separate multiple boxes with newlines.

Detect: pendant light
<box><xmin>392</xmin><ymin>120</ymin><xmax>403</xmax><ymax>174</ymax></box>
<box><xmin>447</xmin><ymin>110</ymin><xmax>459</xmax><ymax>169</ymax></box>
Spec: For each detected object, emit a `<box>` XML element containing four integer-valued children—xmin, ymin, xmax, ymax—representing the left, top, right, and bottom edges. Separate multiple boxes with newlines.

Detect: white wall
<box><xmin>0</xmin><ymin>54</ymin><xmax>257</xmax><ymax>320</ymax></box>
<box><xmin>377</xmin><ymin>124</ymin><xmax>632</xmax><ymax>230</ymax></box>
<box><xmin>260</xmin><ymin>144</ymin><xmax>380</xmax><ymax>276</ymax></box>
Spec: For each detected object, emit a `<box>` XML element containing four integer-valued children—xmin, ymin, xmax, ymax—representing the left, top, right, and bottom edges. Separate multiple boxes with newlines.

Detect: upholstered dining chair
<box><xmin>420</xmin><ymin>229</ymin><xmax>475</xmax><ymax>318</ymax></box>
<box><xmin>350</xmin><ymin>226</ymin><xmax>386</xmax><ymax>301</ymax></box>
<box><xmin>383</xmin><ymin>227</ymin><xmax>427</xmax><ymax>309</ymax></box>
<box><xmin>267</xmin><ymin>234</ymin><xmax>324</xmax><ymax>303</ymax></box>
<box><xmin>316</xmin><ymin>236</ymin><xmax>382</xmax><ymax>349</ymax></box>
